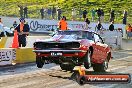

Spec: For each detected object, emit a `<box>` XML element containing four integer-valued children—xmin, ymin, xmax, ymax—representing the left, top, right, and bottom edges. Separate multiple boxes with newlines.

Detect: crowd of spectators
<box><xmin>17</xmin><ymin>5</ymin><xmax>128</xmax><ymax>24</ymax></box>
<box><xmin>17</xmin><ymin>5</ymin><xmax>132</xmax><ymax>38</ymax></box>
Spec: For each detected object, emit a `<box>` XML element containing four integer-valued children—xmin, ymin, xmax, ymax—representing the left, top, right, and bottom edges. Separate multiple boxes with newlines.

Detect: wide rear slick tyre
<box><xmin>36</xmin><ymin>57</ymin><xmax>44</xmax><ymax>68</ymax></box>
<box><xmin>60</xmin><ymin>63</ymin><xmax>74</xmax><ymax>71</ymax></box>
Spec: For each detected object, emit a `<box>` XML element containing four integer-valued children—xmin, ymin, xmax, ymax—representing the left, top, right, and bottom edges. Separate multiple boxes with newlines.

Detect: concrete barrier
<box><xmin>0</xmin><ymin>48</ymin><xmax>16</xmax><ymax>66</ymax></box>
<box><xmin>0</xmin><ymin>48</ymin><xmax>36</xmax><ymax>66</ymax></box>
<box><xmin>14</xmin><ymin>48</ymin><xmax>36</xmax><ymax>64</ymax></box>
<box><xmin>100</xmin><ymin>30</ymin><xmax>122</xmax><ymax>50</ymax></box>
<box><xmin>0</xmin><ymin>37</ymin><xmax>8</xmax><ymax>48</ymax></box>
<box><xmin>0</xmin><ymin>36</ymin><xmax>50</xmax><ymax>65</ymax></box>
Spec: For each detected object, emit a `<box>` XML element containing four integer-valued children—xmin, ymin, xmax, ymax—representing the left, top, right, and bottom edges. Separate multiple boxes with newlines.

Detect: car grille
<box><xmin>34</xmin><ymin>42</ymin><xmax>80</xmax><ymax>49</ymax></box>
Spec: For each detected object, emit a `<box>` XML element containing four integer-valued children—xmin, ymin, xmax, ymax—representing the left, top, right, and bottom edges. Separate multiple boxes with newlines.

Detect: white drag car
<box><xmin>0</xmin><ymin>26</ymin><xmax>14</xmax><ymax>37</ymax></box>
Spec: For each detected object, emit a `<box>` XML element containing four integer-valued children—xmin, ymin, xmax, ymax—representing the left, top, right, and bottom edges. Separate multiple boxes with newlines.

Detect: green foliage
<box><xmin>0</xmin><ymin>0</ymin><xmax>132</xmax><ymax>23</ymax></box>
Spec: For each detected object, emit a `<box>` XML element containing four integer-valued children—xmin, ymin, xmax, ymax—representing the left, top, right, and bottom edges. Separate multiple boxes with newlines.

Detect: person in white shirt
<box><xmin>72</xmin><ymin>8</ymin><xmax>76</xmax><ymax>21</ymax></box>
<box><xmin>0</xmin><ymin>18</ymin><xmax>6</xmax><ymax>37</ymax></box>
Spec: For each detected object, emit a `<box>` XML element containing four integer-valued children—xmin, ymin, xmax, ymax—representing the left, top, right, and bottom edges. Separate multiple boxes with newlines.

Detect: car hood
<box><xmin>35</xmin><ymin>35</ymin><xmax>81</xmax><ymax>43</ymax></box>
<box><xmin>36</xmin><ymin>38</ymin><xmax>81</xmax><ymax>43</ymax></box>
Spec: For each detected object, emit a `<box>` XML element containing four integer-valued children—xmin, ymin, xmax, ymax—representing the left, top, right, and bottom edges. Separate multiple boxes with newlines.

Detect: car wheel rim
<box><xmin>104</xmin><ymin>60</ymin><xmax>108</xmax><ymax>70</ymax></box>
<box><xmin>87</xmin><ymin>51</ymin><xmax>91</xmax><ymax>67</ymax></box>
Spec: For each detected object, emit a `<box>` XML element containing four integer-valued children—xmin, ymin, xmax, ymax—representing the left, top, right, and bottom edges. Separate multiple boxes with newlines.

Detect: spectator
<box><xmin>57</xmin><ymin>7</ymin><xmax>62</xmax><ymax>20</ymax></box>
<box><xmin>110</xmin><ymin>9</ymin><xmax>115</xmax><ymax>22</ymax></box>
<box><xmin>13</xmin><ymin>21</ymin><xmax>18</xmax><ymax>28</ymax></box>
<box><xmin>96</xmin><ymin>8</ymin><xmax>102</xmax><ymax>21</ymax></box>
<box><xmin>126</xmin><ymin>24</ymin><xmax>132</xmax><ymax>39</ymax></box>
<box><xmin>101</xmin><ymin>9</ymin><xmax>104</xmax><ymax>22</ymax></box>
<box><xmin>52</xmin><ymin>6</ymin><xmax>56</xmax><ymax>20</ymax></box>
<box><xmin>0</xmin><ymin>18</ymin><xmax>6</xmax><ymax>37</ymax></box>
<box><xmin>58</xmin><ymin>16</ymin><xmax>68</xmax><ymax>31</ymax></box>
<box><xmin>91</xmin><ymin>8</ymin><xmax>95</xmax><ymax>22</ymax></box>
<box><xmin>47</xmin><ymin>8</ymin><xmax>52</xmax><ymax>19</ymax></box>
<box><xmin>40</xmin><ymin>7</ymin><xmax>44</xmax><ymax>19</ymax></box>
<box><xmin>44</xmin><ymin>8</ymin><xmax>48</xmax><ymax>19</ymax></box>
<box><xmin>18</xmin><ymin>5</ymin><xmax>23</xmax><ymax>18</ymax></box>
<box><xmin>72</xmin><ymin>8</ymin><xmax>76</xmax><ymax>21</ymax></box>
<box><xmin>109</xmin><ymin>21</ymin><xmax>114</xmax><ymax>31</ymax></box>
<box><xmin>79</xmin><ymin>8</ymin><xmax>83</xmax><ymax>21</ymax></box>
<box><xmin>84</xmin><ymin>18</ymin><xmax>90</xmax><ymax>30</ymax></box>
<box><xmin>95</xmin><ymin>21</ymin><xmax>103</xmax><ymax>33</ymax></box>
<box><xmin>83</xmin><ymin>10</ymin><xmax>88</xmax><ymax>21</ymax></box>
<box><xmin>24</xmin><ymin>6</ymin><xmax>28</xmax><ymax>18</ymax></box>
<box><xmin>123</xmin><ymin>10</ymin><xmax>127</xmax><ymax>25</ymax></box>
<box><xmin>15</xmin><ymin>18</ymin><xmax>30</xmax><ymax>47</ymax></box>
<box><xmin>0</xmin><ymin>18</ymin><xmax>2</xmax><ymax>23</ymax></box>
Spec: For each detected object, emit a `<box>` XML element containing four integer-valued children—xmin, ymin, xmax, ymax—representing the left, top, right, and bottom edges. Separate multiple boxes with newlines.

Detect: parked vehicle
<box><xmin>0</xmin><ymin>26</ymin><xmax>14</xmax><ymax>37</ymax></box>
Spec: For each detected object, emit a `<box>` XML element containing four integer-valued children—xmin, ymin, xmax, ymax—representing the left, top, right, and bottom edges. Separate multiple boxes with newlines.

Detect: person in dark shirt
<box><xmin>57</xmin><ymin>7</ymin><xmax>62</xmax><ymax>20</ymax></box>
<box><xmin>96</xmin><ymin>8</ymin><xmax>102</xmax><ymax>21</ymax></box>
<box><xmin>15</xmin><ymin>18</ymin><xmax>30</xmax><ymax>47</ymax></box>
<box><xmin>110</xmin><ymin>9</ymin><xmax>115</xmax><ymax>22</ymax></box>
<box><xmin>84</xmin><ymin>18</ymin><xmax>90</xmax><ymax>30</ymax></box>
<box><xmin>40</xmin><ymin>7</ymin><xmax>44</xmax><ymax>19</ymax></box>
<box><xmin>24</xmin><ymin>7</ymin><xmax>28</xmax><ymax>18</ymax></box>
<box><xmin>95</xmin><ymin>21</ymin><xmax>103</xmax><ymax>31</ymax></box>
<box><xmin>101</xmin><ymin>9</ymin><xmax>104</xmax><ymax>22</ymax></box>
<box><xmin>13</xmin><ymin>21</ymin><xmax>18</xmax><ymax>28</ymax></box>
<box><xmin>85</xmin><ymin>18</ymin><xmax>90</xmax><ymax>24</ymax></box>
<box><xmin>83</xmin><ymin>10</ymin><xmax>88</xmax><ymax>21</ymax></box>
<box><xmin>123</xmin><ymin>10</ymin><xmax>127</xmax><ymax>25</ymax></box>
<box><xmin>18</xmin><ymin>5</ymin><xmax>23</xmax><ymax>18</ymax></box>
<box><xmin>52</xmin><ymin>6</ymin><xmax>56</xmax><ymax>19</ymax></box>
<box><xmin>109</xmin><ymin>21</ymin><xmax>114</xmax><ymax>31</ymax></box>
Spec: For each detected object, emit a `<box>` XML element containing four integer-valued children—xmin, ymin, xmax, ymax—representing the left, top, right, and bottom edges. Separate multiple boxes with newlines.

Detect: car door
<box><xmin>92</xmin><ymin>33</ymin><xmax>107</xmax><ymax>62</ymax></box>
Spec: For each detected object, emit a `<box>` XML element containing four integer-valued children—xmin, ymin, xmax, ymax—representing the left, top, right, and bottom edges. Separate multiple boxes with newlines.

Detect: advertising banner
<box><xmin>0</xmin><ymin>48</ymin><xmax>16</xmax><ymax>66</ymax></box>
<box><xmin>27</xmin><ymin>19</ymin><xmax>85</xmax><ymax>33</ymax></box>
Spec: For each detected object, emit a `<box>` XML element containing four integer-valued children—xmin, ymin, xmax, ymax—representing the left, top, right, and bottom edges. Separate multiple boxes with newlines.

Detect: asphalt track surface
<box><xmin>0</xmin><ymin>38</ymin><xmax>132</xmax><ymax>88</ymax></box>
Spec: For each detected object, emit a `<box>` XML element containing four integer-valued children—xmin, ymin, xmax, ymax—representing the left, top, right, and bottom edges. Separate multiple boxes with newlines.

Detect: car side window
<box><xmin>81</xmin><ymin>31</ymin><xmax>94</xmax><ymax>40</ymax></box>
<box><xmin>94</xmin><ymin>34</ymin><xmax>103</xmax><ymax>43</ymax></box>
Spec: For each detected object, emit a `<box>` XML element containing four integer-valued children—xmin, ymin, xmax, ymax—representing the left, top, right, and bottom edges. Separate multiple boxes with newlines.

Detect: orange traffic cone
<box><xmin>11</xmin><ymin>30</ymin><xmax>19</xmax><ymax>48</ymax></box>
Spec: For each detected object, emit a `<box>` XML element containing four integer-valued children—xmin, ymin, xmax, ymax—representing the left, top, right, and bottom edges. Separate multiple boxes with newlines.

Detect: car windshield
<box><xmin>56</xmin><ymin>30</ymin><xmax>94</xmax><ymax>40</ymax></box>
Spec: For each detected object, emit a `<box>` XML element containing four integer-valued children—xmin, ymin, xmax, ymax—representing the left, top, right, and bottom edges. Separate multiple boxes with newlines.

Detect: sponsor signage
<box><xmin>0</xmin><ymin>49</ymin><xmax>16</xmax><ymax>66</ymax></box>
<box><xmin>30</xmin><ymin>20</ymin><xmax>58</xmax><ymax>32</ymax></box>
<box><xmin>28</xmin><ymin>20</ymin><xmax>85</xmax><ymax>32</ymax></box>
<box><xmin>77</xmin><ymin>74</ymin><xmax>131</xmax><ymax>85</ymax></box>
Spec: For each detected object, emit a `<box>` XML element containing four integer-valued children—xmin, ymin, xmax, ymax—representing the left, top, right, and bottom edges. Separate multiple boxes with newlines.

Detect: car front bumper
<box><xmin>33</xmin><ymin>49</ymin><xmax>87</xmax><ymax>58</ymax></box>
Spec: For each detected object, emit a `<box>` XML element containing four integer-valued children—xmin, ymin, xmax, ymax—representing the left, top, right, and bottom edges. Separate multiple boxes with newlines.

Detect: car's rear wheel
<box><xmin>0</xmin><ymin>32</ymin><xmax>4</xmax><ymax>37</ymax></box>
<box><xmin>83</xmin><ymin>50</ymin><xmax>91</xmax><ymax>69</ymax></box>
<box><xmin>60</xmin><ymin>62</ymin><xmax>74</xmax><ymax>71</ymax></box>
<box><xmin>36</xmin><ymin>57</ymin><xmax>44</xmax><ymax>68</ymax></box>
<box><xmin>93</xmin><ymin>58</ymin><xmax>108</xmax><ymax>72</ymax></box>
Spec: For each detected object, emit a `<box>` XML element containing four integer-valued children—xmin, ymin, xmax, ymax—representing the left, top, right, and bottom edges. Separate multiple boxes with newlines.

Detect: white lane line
<box><xmin>59</xmin><ymin>83</ymin><xmax>77</xmax><ymax>88</ymax></box>
<box><xmin>0</xmin><ymin>80</ymin><xmax>42</xmax><ymax>88</ymax></box>
<box><xmin>112</xmin><ymin>56</ymin><xmax>132</xmax><ymax>61</ymax></box>
<box><xmin>107</xmin><ymin>66</ymin><xmax>127</xmax><ymax>72</ymax></box>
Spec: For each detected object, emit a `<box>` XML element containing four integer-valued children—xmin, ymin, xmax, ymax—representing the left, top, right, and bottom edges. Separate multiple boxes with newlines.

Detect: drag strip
<box><xmin>0</xmin><ymin>50</ymin><xmax>132</xmax><ymax>88</ymax></box>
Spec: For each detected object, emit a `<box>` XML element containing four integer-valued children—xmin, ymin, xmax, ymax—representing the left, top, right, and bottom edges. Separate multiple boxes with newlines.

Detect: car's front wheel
<box><xmin>36</xmin><ymin>57</ymin><xmax>44</xmax><ymax>68</ymax></box>
<box><xmin>83</xmin><ymin>50</ymin><xmax>91</xmax><ymax>69</ymax></box>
